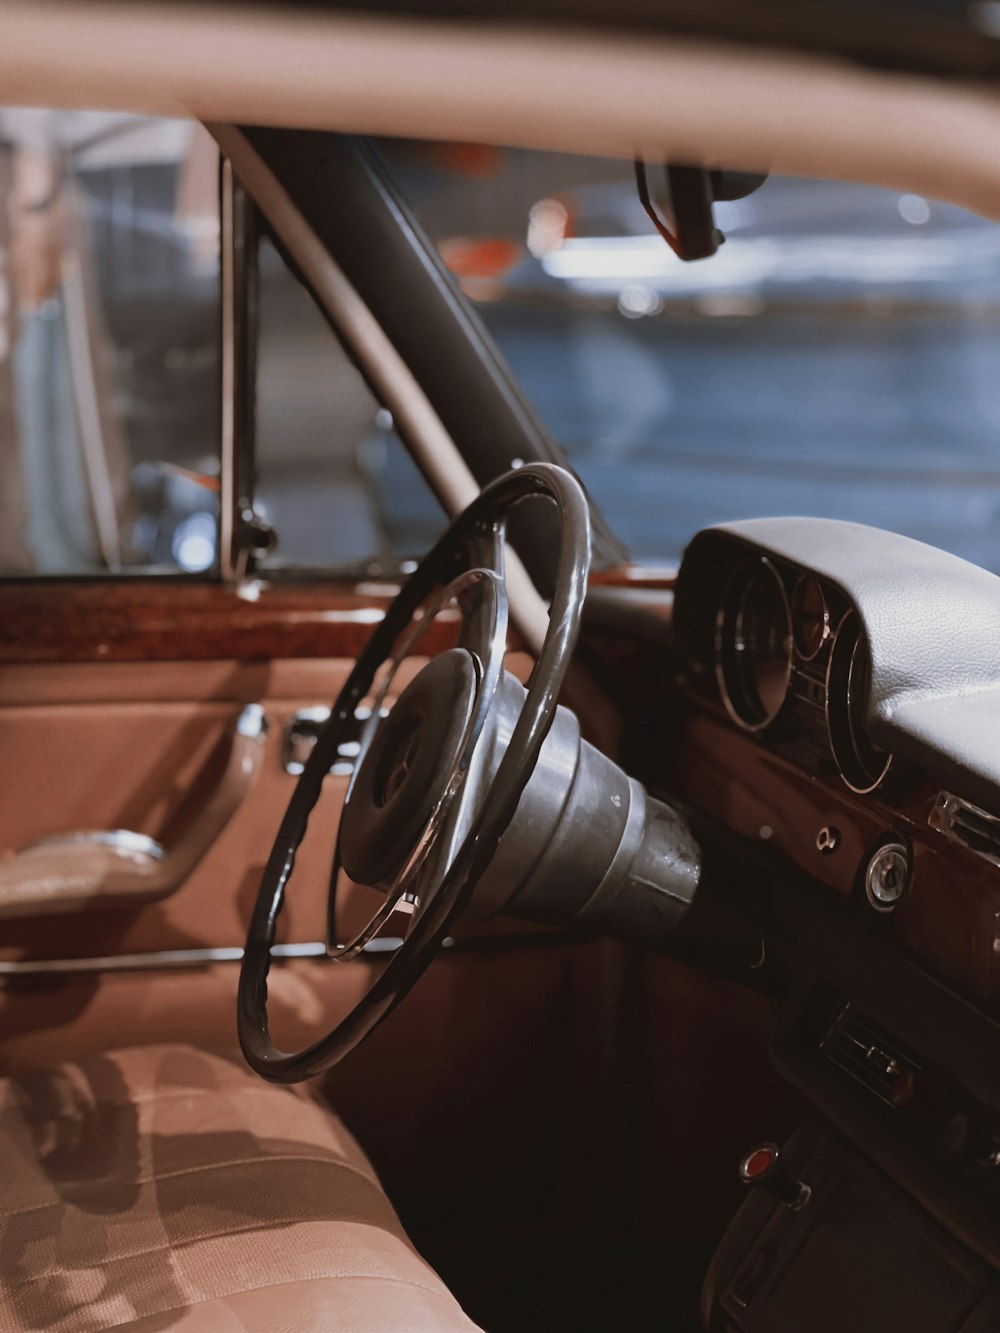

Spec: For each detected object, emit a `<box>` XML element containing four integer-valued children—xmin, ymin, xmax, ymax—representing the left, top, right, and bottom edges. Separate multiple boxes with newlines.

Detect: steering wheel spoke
<box><xmin>327</xmin><ymin>876</ymin><xmax>424</xmax><ymax>961</ymax></box>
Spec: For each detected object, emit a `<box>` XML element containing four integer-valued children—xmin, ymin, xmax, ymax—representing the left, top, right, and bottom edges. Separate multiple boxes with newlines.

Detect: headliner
<box><xmin>3</xmin><ymin>1</ymin><xmax>1000</xmax><ymax>218</ymax></box>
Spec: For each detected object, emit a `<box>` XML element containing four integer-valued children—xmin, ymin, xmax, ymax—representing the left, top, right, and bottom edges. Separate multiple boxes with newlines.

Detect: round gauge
<box><xmin>791</xmin><ymin>576</ymin><xmax>829</xmax><ymax>661</ymax></box>
<box><xmin>825</xmin><ymin>611</ymin><xmax>892</xmax><ymax>793</ymax></box>
<box><xmin>716</xmin><ymin>558</ymin><xmax>793</xmax><ymax>732</ymax></box>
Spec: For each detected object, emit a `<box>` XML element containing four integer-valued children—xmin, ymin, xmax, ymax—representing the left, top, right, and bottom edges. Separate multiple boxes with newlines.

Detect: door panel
<box><xmin>0</xmin><ymin>571</ymin><xmax>433</xmax><ymax>1058</ymax></box>
<box><xmin>0</xmin><ymin>562</ymin><xmax>543</xmax><ymax>1076</ymax></box>
<box><xmin>0</xmin><ymin>700</ymin><xmax>249</xmax><ymax>861</ymax></box>
<box><xmin>0</xmin><ymin>654</ymin><xmax>438</xmax><ymax>963</ymax></box>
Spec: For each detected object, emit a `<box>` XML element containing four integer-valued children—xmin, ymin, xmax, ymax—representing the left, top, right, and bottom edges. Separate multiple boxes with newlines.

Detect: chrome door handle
<box><xmin>283</xmin><ymin>705</ymin><xmax>384</xmax><ymax>776</ymax></box>
<box><xmin>0</xmin><ymin>704</ymin><xmax>267</xmax><ymax>919</ymax></box>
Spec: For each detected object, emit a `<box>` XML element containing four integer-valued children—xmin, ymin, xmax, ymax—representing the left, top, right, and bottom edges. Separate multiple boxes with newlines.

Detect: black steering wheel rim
<box><xmin>238</xmin><ymin>462</ymin><xmax>591</xmax><ymax>1083</ymax></box>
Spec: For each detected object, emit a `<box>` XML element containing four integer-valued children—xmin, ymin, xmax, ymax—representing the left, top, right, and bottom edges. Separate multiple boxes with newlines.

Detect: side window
<box><xmin>253</xmin><ymin>234</ymin><xmax>446</xmax><ymax>573</ymax></box>
<box><xmin>0</xmin><ymin>108</ymin><xmax>221</xmax><ymax>576</ymax></box>
<box><xmin>0</xmin><ymin>113</ymin><xmax>445</xmax><ymax>581</ymax></box>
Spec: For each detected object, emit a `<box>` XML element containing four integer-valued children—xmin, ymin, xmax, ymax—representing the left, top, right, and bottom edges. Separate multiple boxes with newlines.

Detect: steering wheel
<box><xmin>238</xmin><ymin>463</ymin><xmax>592</xmax><ymax>1082</ymax></box>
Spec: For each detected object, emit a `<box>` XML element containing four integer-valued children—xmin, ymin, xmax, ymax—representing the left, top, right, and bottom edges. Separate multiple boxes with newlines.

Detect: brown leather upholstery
<box><xmin>0</xmin><ymin>1044</ymin><xmax>482</xmax><ymax>1331</ymax></box>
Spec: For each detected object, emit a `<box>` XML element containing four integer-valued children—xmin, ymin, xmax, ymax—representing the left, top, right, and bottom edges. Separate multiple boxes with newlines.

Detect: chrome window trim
<box><xmin>219</xmin><ymin>159</ymin><xmax>259</xmax><ymax>583</ymax></box>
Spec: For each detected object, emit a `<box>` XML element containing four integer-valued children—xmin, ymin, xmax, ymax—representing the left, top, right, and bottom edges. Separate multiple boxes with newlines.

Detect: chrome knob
<box><xmin>865</xmin><ymin>841</ymin><xmax>910</xmax><ymax>912</ymax></box>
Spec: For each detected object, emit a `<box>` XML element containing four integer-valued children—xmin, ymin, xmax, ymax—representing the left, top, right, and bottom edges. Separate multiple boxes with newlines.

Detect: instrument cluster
<box><xmin>714</xmin><ymin>556</ymin><xmax>893</xmax><ymax>794</ymax></box>
<box><xmin>674</xmin><ymin>518</ymin><xmax>1000</xmax><ymax>1022</ymax></box>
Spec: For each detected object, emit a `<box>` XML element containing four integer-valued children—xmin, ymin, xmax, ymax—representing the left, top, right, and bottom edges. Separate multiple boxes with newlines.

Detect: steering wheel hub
<box><xmin>340</xmin><ymin>648</ymin><xmax>479</xmax><ymax>887</ymax></box>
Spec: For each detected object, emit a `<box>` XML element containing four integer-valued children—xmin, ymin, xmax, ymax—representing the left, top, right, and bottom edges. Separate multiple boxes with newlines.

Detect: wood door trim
<box><xmin>0</xmin><ymin>578</ymin><xmax>450</xmax><ymax>663</ymax></box>
<box><xmin>0</xmin><ymin>568</ymin><xmax>654</xmax><ymax>664</ymax></box>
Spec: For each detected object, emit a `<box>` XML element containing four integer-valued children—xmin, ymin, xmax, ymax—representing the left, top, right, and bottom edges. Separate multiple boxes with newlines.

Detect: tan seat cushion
<box><xmin>0</xmin><ymin>1044</ymin><xmax>481</xmax><ymax>1331</ymax></box>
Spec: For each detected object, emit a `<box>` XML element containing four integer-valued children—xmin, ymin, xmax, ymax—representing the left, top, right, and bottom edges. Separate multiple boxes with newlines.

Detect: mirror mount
<box><xmin>635</xmin><ymin>160</ymin><xmax>768</xmax><ymax>261</ymax></box>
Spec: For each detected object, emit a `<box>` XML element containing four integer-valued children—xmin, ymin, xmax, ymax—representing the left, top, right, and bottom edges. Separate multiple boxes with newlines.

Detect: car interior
<box><xmin>3</xmin><ymin>3</ymin><xmax>1000</xmax><ymax>1331</ymax></box>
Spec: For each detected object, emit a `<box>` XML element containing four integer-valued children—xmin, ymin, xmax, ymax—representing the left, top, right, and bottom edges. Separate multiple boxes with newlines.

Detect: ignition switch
<box><xmin>865</xmin><ymin>840</ymin><xmax>911</xmax><ymax>913</ymax></box>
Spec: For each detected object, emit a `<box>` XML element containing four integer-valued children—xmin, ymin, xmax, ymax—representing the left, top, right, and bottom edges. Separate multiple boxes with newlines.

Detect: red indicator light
<box><xmin>741</xmin><ymin>1146</ymin><xmax>778</xmax><ymax>1181</ymax></box>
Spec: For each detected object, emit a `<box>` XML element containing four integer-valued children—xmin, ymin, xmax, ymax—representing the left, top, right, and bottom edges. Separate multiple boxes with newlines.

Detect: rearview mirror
<box><xmin>635</xmin><ymin>160</ymin><xmax>768</xmax><ymax>261</ymax></box>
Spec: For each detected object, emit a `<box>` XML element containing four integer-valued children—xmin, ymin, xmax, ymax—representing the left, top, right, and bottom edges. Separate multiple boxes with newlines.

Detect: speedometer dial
<box><xmin>716</xmin><ymin>558</ymin><xmax>792</xmax><ymax>732</ymax></box>
<box><xmin>791</xmin><ymin>575</ymin><xmax>829</xmax><ymax>661</ymax></box>
<box><xmin>825</xmin><ymin>610</ymin><xmax>892</xmax><ymax>793</ymax></box>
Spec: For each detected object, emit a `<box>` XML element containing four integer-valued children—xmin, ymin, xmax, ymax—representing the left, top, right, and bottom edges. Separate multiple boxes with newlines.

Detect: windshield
<box><xmin>375</xmin><ymin>141</ymin><xmax>1000</xmax><ymax>573</ymax></box>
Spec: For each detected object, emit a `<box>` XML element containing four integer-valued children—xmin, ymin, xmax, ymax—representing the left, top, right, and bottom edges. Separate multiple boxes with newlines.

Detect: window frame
<box><xmin>219</xmin><ymin>126</ymin><xmax>628</xmax><ymax>597</ymax></box>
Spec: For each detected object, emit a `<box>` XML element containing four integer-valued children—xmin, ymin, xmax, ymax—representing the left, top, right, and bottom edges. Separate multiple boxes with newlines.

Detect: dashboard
<box><xmin>665</xmin><ymin>519</ymin><xmax>1000</xmax><ymax>1323</ymax></box>
<box><xmin>671</xmin><ymin>517</ymin><xmax>1000</xmax><ymax>1015</ymax></box>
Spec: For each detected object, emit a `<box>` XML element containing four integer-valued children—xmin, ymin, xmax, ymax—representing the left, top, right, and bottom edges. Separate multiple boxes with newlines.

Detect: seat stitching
<box><xmin>0</xmin><ymin>1153</ymin><xmax>383</xmax><ymax>1222</ymax></box>
<box><xmin>3</xmin><ymin>1215</ymin><xmax>415</xmax><ymax>1293</ymax></box>
<box><xmin>102</xmin><ymin>1272</ymin><xmax>471</xmax><ymax>1331</ymax></box>
<box><xmin>0</xmin><ymin>1085</ymin><xmax>320</xmax><ymax>1115</ymax></box>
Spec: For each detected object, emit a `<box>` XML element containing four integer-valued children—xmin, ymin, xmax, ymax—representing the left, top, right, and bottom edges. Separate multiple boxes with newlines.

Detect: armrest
<box><xmin>0</xmin><ymin>704</ymin><xmax>266</xmax><ymax>919</ymax></box>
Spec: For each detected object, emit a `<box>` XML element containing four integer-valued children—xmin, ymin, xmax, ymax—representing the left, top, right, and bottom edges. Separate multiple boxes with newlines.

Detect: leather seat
<box><xmin>0</xmin><ymin>1044</ymin><xmax>482</xmax><ymax>1331</ymax></box>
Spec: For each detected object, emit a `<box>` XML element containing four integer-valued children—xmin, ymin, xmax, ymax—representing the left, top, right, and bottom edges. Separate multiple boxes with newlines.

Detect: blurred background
<box><xmin>3</xmin><ymin>112</ymin><xmax>999</xmax><ymax>578</ymax></box>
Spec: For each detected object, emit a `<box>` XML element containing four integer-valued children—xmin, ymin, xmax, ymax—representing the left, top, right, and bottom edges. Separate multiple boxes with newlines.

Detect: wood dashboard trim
<box><xmin>667</xmin><ymin>696</ymin><xmax>1000</xmax><ymax>1017</ymax></box>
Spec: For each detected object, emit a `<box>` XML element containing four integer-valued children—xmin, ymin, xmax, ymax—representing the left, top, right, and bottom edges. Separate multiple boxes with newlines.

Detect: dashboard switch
<box><xmin>816</xmin><ymin>825</ymin><xmax>840</xmax><ymax>854</ymax></box>
<box><xmin>865</xmin><ymin>840</ymin><xmax>910</xmax><ymax>912</ymax></box>
<box><xmin>739</xmin><ymin>1142</ymin><xmax>811</xmax><ymax>1210</ymax></box>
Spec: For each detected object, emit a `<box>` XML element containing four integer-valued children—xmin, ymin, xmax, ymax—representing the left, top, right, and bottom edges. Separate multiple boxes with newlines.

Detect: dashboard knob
<box><xmin>739</xmin><ymin>1143</ymin><xmax>811</xmax><ymax>1210</ymax></box>
<box><xmin>865</xmin><ymin>840</ymin><xmax>911</xmax><ymax>912</ymax></box>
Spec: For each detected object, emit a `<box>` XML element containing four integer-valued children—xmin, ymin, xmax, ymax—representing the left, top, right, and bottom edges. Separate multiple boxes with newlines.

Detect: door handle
<box><xmin>283</xmin><ymin>705</ymin><xmax>385</xmax><ymax>776</ymax></box>
<box><xmin>0</xmin><ymin>704</ymin><xmax>267</xmax><ymax>919</ymax></box>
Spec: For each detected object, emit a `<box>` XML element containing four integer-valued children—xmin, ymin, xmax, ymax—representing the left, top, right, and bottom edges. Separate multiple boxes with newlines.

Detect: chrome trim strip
<box><xmin>236</xmin><ymin>702</ymin><xmax>267</xmax><ymax>739</ymax></box>
<box><xmin>219</xmin><ymin>157</ymin><xmax>238</xmax><ymax>583</ymax></box>
<box><xmin>218</xmin><ymin>164</ymin><xmax>261</xmax><ymax>583</ymax></box>
<box><xmin>23</xmin><ymin>829</ymin><xmax>165</xmax><ymax>861</ymax></box>
<box><xmin>0</xmin><ymin>941</ymin><xmax>330</xmax><ymax>979</ymax></box>
<box><xmin>928</xmin><ymin>791</ymin><xmax>1000</xmax><ymax>868</ymax></box>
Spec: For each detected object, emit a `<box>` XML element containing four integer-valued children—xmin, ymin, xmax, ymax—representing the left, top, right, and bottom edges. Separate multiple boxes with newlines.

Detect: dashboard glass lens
<box><xmin>825</xmin><ymin>611</ymin><xmax>892</xmax><ymax>792</ymax></box>
<box><xmin>717</xmin><ymin>559</ymin><xmax>792</xmax><ymax>730</ymax></box>
<box><xmin>791</xmin><ymin>576</ymin><xmax>829</xmax><ymax>660</ymax></box>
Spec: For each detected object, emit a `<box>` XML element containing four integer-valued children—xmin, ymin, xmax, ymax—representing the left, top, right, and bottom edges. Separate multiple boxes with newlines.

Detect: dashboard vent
<box><xmin>929</xmin><ymin>792</ymin><xmax>1000</xmax><ymax>868</ymax></box>
<box><xmin>820</xmin><ymin>1000</ymin><xmax>921</xmax><ymax>1107</ymax></box>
